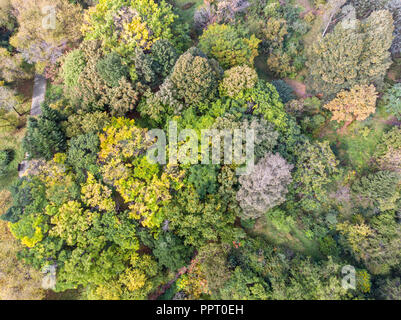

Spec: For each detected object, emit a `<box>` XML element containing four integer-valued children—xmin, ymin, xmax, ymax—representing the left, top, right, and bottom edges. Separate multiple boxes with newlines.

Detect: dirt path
<box><xmin>284</xmin><ymin>78</ymin><xmax>308</xmax><ymax>98</ymax></box>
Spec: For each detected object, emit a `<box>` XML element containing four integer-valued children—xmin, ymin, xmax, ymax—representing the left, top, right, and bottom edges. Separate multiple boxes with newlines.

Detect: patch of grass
<box><xmin>320</xmin><ymin>104</ymin><xmax>392</xmax><ymax>173</ymax></box>
<box><xmin>252</xmin><ymin>214</ymin><xmax>322</xmax><ymax>259</ymax></box>
<box><xmin>172</xmin><ymin>0</ymin><xmax>203</xmax><ymax>28</ymax></box>
<box><xmin>335</xmin><ymin>110</ymin><xmax>389</xmax><ymax>173</ymax></box>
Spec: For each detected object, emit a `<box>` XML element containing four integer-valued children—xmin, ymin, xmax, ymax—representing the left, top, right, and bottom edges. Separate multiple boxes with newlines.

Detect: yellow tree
<box><xmin>324</xmin><ymin>84</ymin><xmax>378</xmax><ymax>130</ymax></box>
<box><xmin>10</xmin><ymin>0</ymin><xmax>83</xmax><ymax>71</ymax></box>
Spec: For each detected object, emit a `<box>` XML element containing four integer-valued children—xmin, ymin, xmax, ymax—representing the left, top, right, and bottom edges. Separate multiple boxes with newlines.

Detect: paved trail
<box><xmin>19</xmin><ymin>74</ymin><xmax>47</xmax><ymax>177</ymax></box>
<box><xmin>30</xmin><ymin>74</ymin><xmax>46</xmax><ymax>116</ymax></box>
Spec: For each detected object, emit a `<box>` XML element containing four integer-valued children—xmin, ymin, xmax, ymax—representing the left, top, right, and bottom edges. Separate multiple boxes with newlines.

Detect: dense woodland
<box><xmin>0</xmin><ymin>0</ymin><xmax>400</xmax><ymax>300</ymax></box>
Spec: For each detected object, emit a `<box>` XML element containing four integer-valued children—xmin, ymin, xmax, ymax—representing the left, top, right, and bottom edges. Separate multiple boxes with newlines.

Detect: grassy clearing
<box><xmin>252</xmin><ymin>215</ymin><xmax>322</xmax><ymax>259</ymax></box>
<box><xmin>320</xmin><ymin>105</ymin><xmax>392</xmax><ymax>173</ymax></box>
<box><xmin>172</xmin><ymin>0</ymin><xmax>203</xmax><ymax>28</ymax></box>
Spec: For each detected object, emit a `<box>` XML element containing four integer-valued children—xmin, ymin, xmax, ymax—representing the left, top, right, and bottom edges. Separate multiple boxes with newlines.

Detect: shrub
<box><xmin>265</xmin><ymin>208</ymin><xmax>295</xmax><ymax>233</ymax></box>
<box><xmin>382</xmin><ymin>83</ymin><xmax>401</xmax><ymax>120</ymax></box>
<box><xmin>0</xmin><ymin>149</ymin><xmax>14</xmax><ymax>175</ymax></box>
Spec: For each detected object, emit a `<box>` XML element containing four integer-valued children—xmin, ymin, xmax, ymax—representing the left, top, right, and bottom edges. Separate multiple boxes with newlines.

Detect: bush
<box><xmin>265</xmin><ymin>208</ymin><xmax>295</xmax><ymax>233</ymax></box>
<box><xmin>0</xmin><ymin>149</ymin><xmax>14</xmax><ymax>175</ymax></box>
<box><xmin>383</xmin><ymin>83</ymin><xmax>401</xmax><ymax>120</ymax></box>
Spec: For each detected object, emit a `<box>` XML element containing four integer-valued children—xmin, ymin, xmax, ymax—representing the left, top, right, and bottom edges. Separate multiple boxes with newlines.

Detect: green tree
<box><xmin>352</xmin><ymin>171</ymin><xmax>400</xmax><ymax>212</ymax></box>
<box><xmin>96</xmin><ymin>52</ymin><xmax>129</xmax><ymax>87</ymax></box>
<box><xmin>166</xmin><ymin>166</ymin><xmax>240</xmax><ymax>247</ymax></box>
<box><xmin>151</xmin><ymin>39</ymin><xmax>178</xmax><ymax>79</ymax></box>
<box><xmin>61</xmin><ymin>49</ymin><xmax>86</xmax><ymax>88</ymax></box>
<box><xmin>268</xmin><ymin>257</ymin><xmax>348</xmax><ymax>300</ymax></box>
<box><xmin>338</xmin><ymin>211</ymin><xmax>401</xmax><ymax>275</ymax></box>
<box><xmin>237</xmin><ymin>153</ymin><xmax>293</xmax><ymax>220</ymax></box>
<box><xmin>199</xmin><ymin>23</ymin><xmax>260</xmax><ymax>69</ymax></box>
<box><xmin>293</xmin><ymin>140</ymin><xmax>339</xmax><ymax>212</ymax></box>
<box><xmin>219</xmin><ymin>65</ymin><xmax>258</xmax><ymax>99</ymax></box>
<box><xmin>67</xmin><ymin>132</ymin><xmax>100</xmax><ymax>181</ymax></box>
<box><xmin>23</xmin><ymin>104</ymin><xmax>66</xmax><ymax>160</ymax></box>
<box><xmin>65</xmin><ymin>110</ymin><xmax>111</xmax><ymax>138</ymax></box>
<box><xmin>187</xmin><ymin>165</ymin><xmax>219</xmax><ymax>200</ymax></box>
<box><xmin>306</xmin><ymin>10</ymin><xmax>394</xmax><ymax>97</ymax></box>
<box><xmin>170</xmin><ymin>47</ymin><xmax>222</xmax><ymax>106</ymax></box>
<box><xmin>152</xmin><ymin>232</ymin><xmax>193</xmax><ymax>271</ymax></box>
<box><xmin>0</xmin><ymin>148</ymin><xmax>14</xmax><ymax>176</ymax></box>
